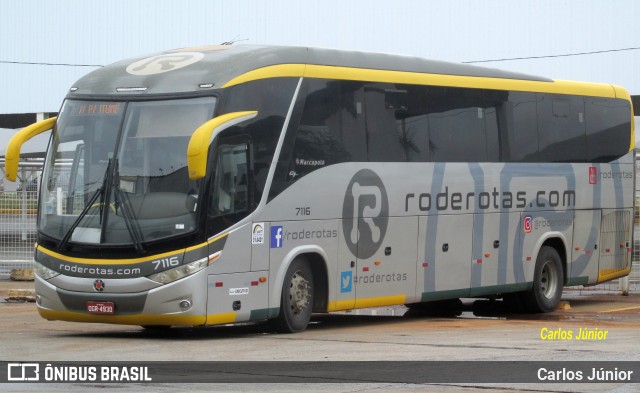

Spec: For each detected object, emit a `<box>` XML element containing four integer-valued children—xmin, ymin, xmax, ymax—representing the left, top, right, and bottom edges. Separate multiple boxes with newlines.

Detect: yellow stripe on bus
<box><xmin>38</xmin><ymin>308</ymin><xmax>206</xmax><ymax>326</ymax></box>
<box><xmin>597</xmin><ymin>266</ymin><xmax>632</xmax><ymax>283</ymax></box>
<box><xmin>36</xmin><ymin>231</ymin><xmax>228</xmax><ymax>266</ymax></box>
<box><xmin>205</xmin><ymin>312</ymin><xmax>237</xmax><ymax>326</ymax></box>
<box><xmin>39</xmin><ymin>308</ymin><xmax>238</xmax><ymax>326</ymax></box>
<box><xmin>224</xmin><ymin>64</ymin><xmax>306</xmax><ymax>88</ymax></box>
<box><xmin>223</xmin><ymin>63</ymin><xmax>619</xmax><ymax>98</ymax></box>
<box><xmin>38</xmin><ymin>308</ymin><xmax>237</xmax><ymax>326</ymax></box>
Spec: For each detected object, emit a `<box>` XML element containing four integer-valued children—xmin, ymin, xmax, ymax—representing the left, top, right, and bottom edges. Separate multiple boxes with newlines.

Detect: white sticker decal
<box><xmin>252</xmin><ymin>223</ymin><xmax>265</xmax><ymax>245</ymax></box>
<box><xmin>229</xmin><ymin>288</ymin><xmax>249</xmax><ymax>296</ymax></box>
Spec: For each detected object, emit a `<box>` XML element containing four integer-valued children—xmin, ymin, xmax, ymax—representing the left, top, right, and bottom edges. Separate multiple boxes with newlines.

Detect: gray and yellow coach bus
<box><xmin>5</xmin><ymin>45</ymin><xmax>635</xmax><ymax>332</ymax></box>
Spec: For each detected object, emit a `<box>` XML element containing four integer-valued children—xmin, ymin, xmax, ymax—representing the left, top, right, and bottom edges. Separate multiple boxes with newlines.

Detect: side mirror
<box><xmin>4</xmin><ymin>117</ymin><xmax>57</xmax><ymax>182</ymax></box>
<box><xmin>187</xmin><ymin>111</ymin><xmax>257</xmax><ymax>180</ymax></box>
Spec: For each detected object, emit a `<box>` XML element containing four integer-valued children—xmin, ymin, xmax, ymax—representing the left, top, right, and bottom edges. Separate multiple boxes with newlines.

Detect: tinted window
<box><xmin>221</xmin><ymin>78</ymin><xmax>298</xmax><ymax>205</ymax></box>
<box><xmin>287</xmin><ymin>80</ymin><xmax>364</xmax><ymax>181</ymax></box>
<box><xmin>395</xmin><ymin>86</ymin><xmax>430</xmax><ymax>162</ymax></box>
<box><xmin>585</xmin><ymin>98</ymin><xmax>631</xmax><ymax>162</ymax></box>
<box><xmin>340</xmin><ymin>82</ymin><xmax>368</xmax><ymax>161</ymax></box>
<box><xmin>536</xmin><ymin>94</ymin><xmax>586</xmax><ymax>162</ymax></box>
<box><xmin>426</xmin><ymin>86</ymin><xmax>487</xmax><ymax>162</ymax></box>
<box><xmin>365</xmin><ymin>85</ymin><xmax>406</xmax><ymax>161</ymax></box>
<box><xmin>401</xmin><ymin>113</ymin><xmax>430</xmax><ymax>162</ymax></box>
<box><xmin>270</xmin><ymin>78</ymin><xmax>631</xmax><ymax>204</ymax></box>
<box><xmin>484</xmin><ymin>90</ymin><xmax>539</xmax><ymax>162</ymax></box>
<box><xmin>483</xmin><ymin>105</ymin><xmax>501</xmax><ymax>161</ymax></box>
<box><xmin>207</xmin><ymin>137</ymin><xmax>251</xmax><ymax>235</ymax></box>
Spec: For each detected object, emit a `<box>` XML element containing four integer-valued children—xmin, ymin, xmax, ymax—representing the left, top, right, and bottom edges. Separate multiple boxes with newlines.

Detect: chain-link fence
<box><xmin>1</xmin><ymin>159</ymin><xmax>640</xmax><ymax>294</ymax></box>
<box><xmin>0</xmin><ymin>161</ymin><xmax>41</xmax><ymax>276</ymax></box>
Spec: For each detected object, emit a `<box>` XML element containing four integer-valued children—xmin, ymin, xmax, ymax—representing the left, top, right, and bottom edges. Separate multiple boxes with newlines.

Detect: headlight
<box><xmin>147</xmin><ymin>256</ymin><xmax>210</xmax><ymax>284</ymax></box>
<box><xmin>33</xmin><ymin>260</ymin><xmax>60</xmax><ymax>280</ymax></box>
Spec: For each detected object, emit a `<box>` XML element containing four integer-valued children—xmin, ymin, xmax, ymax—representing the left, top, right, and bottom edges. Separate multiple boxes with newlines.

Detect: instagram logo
<box><xmin>523</xmin><ymin>216</ymin><xmax>532</xmax><ymax>233</ymax></box>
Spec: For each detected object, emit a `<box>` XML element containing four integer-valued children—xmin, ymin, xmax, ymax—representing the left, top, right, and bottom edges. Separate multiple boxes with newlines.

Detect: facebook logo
<box><xmin>270</xmin><ymin>226</ymin><xmax>283</xmax><ymax>248</ymax></box>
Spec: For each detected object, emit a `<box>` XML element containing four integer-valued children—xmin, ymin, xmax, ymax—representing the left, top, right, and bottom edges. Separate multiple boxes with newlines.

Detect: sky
<box><xmin>0</xmin><ymin>0</ymin><xmax>639</xmax><ymax>115</ymax></box>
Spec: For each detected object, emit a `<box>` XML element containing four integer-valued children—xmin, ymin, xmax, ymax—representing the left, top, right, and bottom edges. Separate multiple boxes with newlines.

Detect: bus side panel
<box><xmin>206</xmin><ymin>271</ymin><xmax>269</xmax><ymax>325</ymax></box>
<box><xmin>205</xmin><ymin>223</ymin><xmax>270</xmax><ymax>325</ymax></box>
<box><xmin>352</xmin><ymin>216</ymin><xmax>418</xmax><ymax>308</ymax></box>
<box><xmin>570</xmin><ymin>210</ymin><xmax>601</xmax><ymax>285</ymax></box>
<box><xmin>210</xmin><ymin>223</ymin><xmax>251</xmax><ymax>274</ymax></box>
<box><xmin>418</xmin><ymin>214</ymin><xmax>473</xmax><ymax>302</ymax></box>
<box><xmin>469</xmin><ymin>212</ymin><xmax>523</xmax><ymax>296</ymax></box>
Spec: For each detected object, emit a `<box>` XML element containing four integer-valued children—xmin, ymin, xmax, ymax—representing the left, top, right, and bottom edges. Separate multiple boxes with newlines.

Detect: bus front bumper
<box><xmin>34</xmin><ymin>271</ymin><xmax>208</xmax><ymax>326</ymax></box>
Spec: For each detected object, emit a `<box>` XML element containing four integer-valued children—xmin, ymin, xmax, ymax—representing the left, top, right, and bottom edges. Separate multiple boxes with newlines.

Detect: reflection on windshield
<box><xmin>39</xmin><ymin>97</ymin><xmax>216</xmax><ymax>248</ymax></box>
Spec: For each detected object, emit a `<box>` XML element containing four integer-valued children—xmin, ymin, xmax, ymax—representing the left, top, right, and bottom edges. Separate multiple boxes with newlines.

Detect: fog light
<box><xmin>179</xmin><ymin>300</ymin><xmax>192</xmax><ymax>310</ymax></box>
<box><xmin>36</xmin><ymin>295</ymin><xmax>42</xmax><ymax>305</ymax></box>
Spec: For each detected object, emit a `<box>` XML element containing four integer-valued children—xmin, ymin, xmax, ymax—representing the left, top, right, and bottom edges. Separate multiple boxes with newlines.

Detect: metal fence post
<box><xmin>20</xmin><ymin>168</ymin><xmax>27</xmax><ymax>242</ymax></box>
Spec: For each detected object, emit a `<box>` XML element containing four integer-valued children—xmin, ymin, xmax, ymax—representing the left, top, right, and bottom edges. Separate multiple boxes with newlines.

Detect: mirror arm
<box><xmin>187</xmin><ymin>111</ymin><xmax>257</xmax><ymax>180</ymax></box>
<box><xmin>4</xmin><ymin>117</ymin><xmax>57</xmax><ymax>182</ymax></box>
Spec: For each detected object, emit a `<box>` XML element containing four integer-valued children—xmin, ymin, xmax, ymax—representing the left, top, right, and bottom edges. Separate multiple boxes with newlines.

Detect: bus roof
<box><xmin>68</xmin><ymin>45</ymin><xmax>621</xmax><ymax>98</ymax></box>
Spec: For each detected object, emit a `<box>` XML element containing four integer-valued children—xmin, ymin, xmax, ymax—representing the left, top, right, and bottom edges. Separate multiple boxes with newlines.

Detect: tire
<box><xmin>271</xmin><ymin>257</ymin><xmax>314</xmax><ymax>333</ymax></box>
<box><xmin>521</xmin><ymin>246</ymin><xmax>563</xmax><ymax>313</ymax></box>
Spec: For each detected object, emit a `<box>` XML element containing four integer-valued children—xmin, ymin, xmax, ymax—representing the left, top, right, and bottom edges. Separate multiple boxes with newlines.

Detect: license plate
<box><xmin>86</xmin><ymin>301</ymin><xmax>115</xmax><ymax>315</ymax></box>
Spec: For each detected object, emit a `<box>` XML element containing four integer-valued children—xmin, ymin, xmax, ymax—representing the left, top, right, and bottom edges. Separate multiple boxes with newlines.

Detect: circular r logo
<box><xmin>342</xmin><ymin>169</ymin><xmax>388</xmax><ymax>259</ymax></box>
<box><xmin>126</xmin><ymin>52</ymin><xmax>204</xmax><ymax>75</ymax></box>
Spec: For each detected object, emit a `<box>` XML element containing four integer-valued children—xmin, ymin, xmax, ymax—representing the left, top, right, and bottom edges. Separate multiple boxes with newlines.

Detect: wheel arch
<box><xmin>269</xmin><ymin>245</ymin><xmax>330</xmax><ymax>313</ymax></box>
<box><xmin>535</xmin><ymin>233</ymin><xmax>568</xmax><ymax>285</ymax></box>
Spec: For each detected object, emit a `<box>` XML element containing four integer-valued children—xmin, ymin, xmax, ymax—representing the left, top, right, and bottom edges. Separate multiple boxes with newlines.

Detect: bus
<box><xmin>5</xmin><ymin>45</ymin><xmax>635</xmax><ymax>333</ymax></box>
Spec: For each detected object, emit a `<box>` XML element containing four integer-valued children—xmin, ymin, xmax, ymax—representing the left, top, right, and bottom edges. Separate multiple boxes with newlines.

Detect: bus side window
<box><xmin>536</xmin><ymin>94</ymin><xmax>586</xmax><ymax>162</ymax></box>
<box><xmin>426</xmin><ymin>86</ymin><xmax>487</xmax><ymax>162</ymax></box>
<box><xmin>585</xmin><ymin>97</ymin><xmax>631</xmax><ymax>162</ymax></box>
<box><xmin>483</xmin><ymin>90</ymin><xmax>539</xmax><ymax>162</ymax></box>
<box><xmin>209</xmin><ymin>139</ymin><xmax>250</xmax><ymax>218</ymax></box>
<box><xmin>392</xmin><ymin>85</ymin><xmax>430</xmax><ymax>162</ymax></box>
<box><xmin>364</xmin><ymin>85</ymin><xmax>406</xmax><ymax>162</ymax></box>
<box><xmin>288</xmin><ymin>80</ymin><xmax>354</xmax><ymax>182</ymax></box>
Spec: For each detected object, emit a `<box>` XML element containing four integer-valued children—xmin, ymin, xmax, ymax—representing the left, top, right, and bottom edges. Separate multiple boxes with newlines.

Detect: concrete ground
<box><xmin>1</xmin><ymin>279</ymin><xmax>639</xmax><ymax>392</ymax></box>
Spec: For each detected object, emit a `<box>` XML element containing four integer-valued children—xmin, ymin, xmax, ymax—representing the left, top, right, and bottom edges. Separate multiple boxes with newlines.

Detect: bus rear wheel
<box><xmin>272</xmin><ymin>257</ymin><xmax>314</xmax><ymax>333</ymax></box>
<box><xmin>521</xmin><ymin>246</ymin><xmax>563</xmax><ymax>313</ymax></box>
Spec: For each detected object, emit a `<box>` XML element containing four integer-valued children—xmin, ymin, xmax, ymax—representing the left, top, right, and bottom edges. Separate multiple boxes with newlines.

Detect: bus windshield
<box><xmin>39</xmin><ymin>97</ymin><xmax>216</xmax><ymax>247</ymax></box>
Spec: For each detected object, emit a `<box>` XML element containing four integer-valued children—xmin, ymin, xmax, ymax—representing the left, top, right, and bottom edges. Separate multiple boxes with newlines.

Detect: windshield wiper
<box><xmin>57</xmin><ymin>159</ymin><xmax>111</xmax><ymax>251</ymax></box>
<box><xmin>57</xmin><ymin>159</ymin><xmax>146</xmax><ymax>253</ymax></box>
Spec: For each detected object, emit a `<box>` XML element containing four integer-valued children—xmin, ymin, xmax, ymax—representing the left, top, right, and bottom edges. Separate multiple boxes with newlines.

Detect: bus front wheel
<box><xmin>272</xmin><ymin>257</ymin><xmax>314</xmax><ymax>333</ymax></box>
<box><xmin>522</xmin><ymin>246</ymin><xmax>563</xmax><ymax>313</ymax></box>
